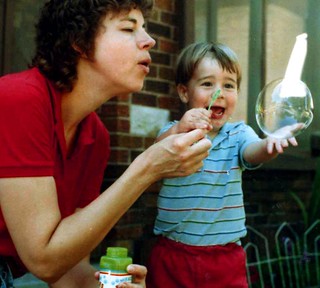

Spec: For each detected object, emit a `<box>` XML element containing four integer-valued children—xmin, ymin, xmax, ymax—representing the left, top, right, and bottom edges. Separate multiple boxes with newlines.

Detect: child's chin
<box><xmin>211</xmin><ymin>117</ymin><xmax>226</xmax><ymax>126</ymax></box>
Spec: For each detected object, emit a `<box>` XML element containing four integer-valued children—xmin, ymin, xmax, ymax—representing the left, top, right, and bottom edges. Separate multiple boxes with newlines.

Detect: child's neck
<box><xmin>207</xmin><ymin>130</ymin><xmax>218</xmax><ymax>140</ymax></box>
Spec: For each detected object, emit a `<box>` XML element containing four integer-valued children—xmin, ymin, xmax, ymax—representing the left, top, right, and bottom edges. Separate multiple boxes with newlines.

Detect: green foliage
<box><xmin>308</xmin><ymin>158</ymin><xmax>320</xmax><ymax>224</ymax></box>
<box><xmin>290</xmin><ymin>157</ymin><xmax>320</xmax><ymax>228</ymax></box>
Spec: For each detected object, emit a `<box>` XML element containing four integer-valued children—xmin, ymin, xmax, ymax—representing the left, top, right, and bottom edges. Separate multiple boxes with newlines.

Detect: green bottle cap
<box><xmin>107</xmin><ymin>247</ymin><xmax>128</xmax><ymax>258</ymax></box>
<box><xmin>100</xmin><ymin>247</ymin><xmax>132</xmax><ymax>272</ymax></box>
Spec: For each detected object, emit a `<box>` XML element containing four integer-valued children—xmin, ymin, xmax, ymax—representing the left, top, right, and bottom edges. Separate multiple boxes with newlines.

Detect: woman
<box><xmin>0</xmin><ymin>1</ymin><xmax>211</xmax><ymax>287</ymax></box>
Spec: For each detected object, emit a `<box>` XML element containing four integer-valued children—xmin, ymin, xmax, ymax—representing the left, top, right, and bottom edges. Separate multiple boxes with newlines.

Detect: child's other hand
<box><xmin>268</xmin><ymin>123</ymin><xmax>305</xmax><ymax>139</ymax></box>
<box><xmin>266</xmin><ymin>136</ymin><xmax>298</xmax><ymax>154</ymax></box>
<box><xmin>177</xmin><ymin>108</ymin><xmax>212</xmax><ymax>133</ymax></box>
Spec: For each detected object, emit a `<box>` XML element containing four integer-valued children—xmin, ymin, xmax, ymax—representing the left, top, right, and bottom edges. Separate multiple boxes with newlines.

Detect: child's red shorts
<box><xmin>146</xmin><ymin>236</ymin><xmax>248</xmax><ymax>288</ymax></box>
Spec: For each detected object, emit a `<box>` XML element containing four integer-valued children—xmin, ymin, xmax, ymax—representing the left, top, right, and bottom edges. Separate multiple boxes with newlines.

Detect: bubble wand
<box><xmin>208</xmin><ymin>89</ymin><xmax>221</xmax><ymax>111</ymax></box>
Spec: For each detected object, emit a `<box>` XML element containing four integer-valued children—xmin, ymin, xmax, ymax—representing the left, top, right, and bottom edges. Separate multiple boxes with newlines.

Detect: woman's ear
<box><xmin>72</xmin><ymin>44</ymin><xmax>88</xmax><ymax>58</ymax></box>
<box><xmin>177</xmin><ymin>84</ymin><xmax>189</xmax><ymax>104</ymax></box>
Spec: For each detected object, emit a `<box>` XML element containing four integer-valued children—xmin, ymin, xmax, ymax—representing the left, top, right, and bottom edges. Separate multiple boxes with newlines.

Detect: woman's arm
<box><xmin>0</xmin><ymin>129</ymin><xmax>210</xmax><ymax>283</ymax></box>
<box><xmin>49</xmin><ymin>256</ymin><xmax>97</xmax><ymax>288</ymax></box>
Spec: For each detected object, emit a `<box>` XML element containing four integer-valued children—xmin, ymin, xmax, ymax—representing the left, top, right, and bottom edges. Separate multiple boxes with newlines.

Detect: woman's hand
<box><xmin>95</xmin><ymin>264</ymin><xmax>147</xmax><ymax>288</ymax></box>
<box><xmin>117</xmin><ymin>264</ymin><xmax>147</xmax><ymax>288</ymax></box>
<box><xmin>144</xmin><ymin>129</ymin><xmax>211</xmax><ymax>181</ymax></box>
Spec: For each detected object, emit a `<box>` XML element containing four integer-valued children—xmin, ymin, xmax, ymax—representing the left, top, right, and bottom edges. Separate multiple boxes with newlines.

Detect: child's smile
<box><xmin>210</xmin><ymin>105</ymin><xmax>225</xmax><ymax>120</ymax></box>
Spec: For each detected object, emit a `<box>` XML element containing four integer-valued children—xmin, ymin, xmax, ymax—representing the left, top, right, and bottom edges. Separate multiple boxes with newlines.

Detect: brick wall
<box><xmin>243</xmin><ymin>169</ymin><xmax>314</xmax><ymax>228</ymax></box>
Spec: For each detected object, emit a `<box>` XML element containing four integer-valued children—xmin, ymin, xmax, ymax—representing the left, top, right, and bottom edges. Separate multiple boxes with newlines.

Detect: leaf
<box><xmin>290</xmin><ymin>191</ymin><xmax>308</xmax><ymax>228</ymax></box>
<box><xmin>309</xmin><ymin>158</ymin><xmax>320</xmax><ymax>223</ymax></box>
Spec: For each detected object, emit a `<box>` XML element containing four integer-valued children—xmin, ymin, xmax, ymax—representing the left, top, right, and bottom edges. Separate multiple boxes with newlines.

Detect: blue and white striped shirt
<box><xmin>154</xmin><ymin>121</ymin><xmax>262</xmax><ymax>246</ymax></box>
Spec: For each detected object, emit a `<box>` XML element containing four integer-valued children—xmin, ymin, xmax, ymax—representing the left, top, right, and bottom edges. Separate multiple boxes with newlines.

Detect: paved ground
<box><xmin>15</xmin><ymin>273</ymin><xmax>47</xmax><ymax>288</ymax></box>
<box><xmin>14</xmin><ymin>263</ymin><xmax>99</xmax><ymax>287</ymax></box>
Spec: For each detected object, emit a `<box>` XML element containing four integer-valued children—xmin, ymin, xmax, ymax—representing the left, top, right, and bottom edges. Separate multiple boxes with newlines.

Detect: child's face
<box><xmin>178</xmin><ymin>56</ymin><xmax>238</xmax><ymax>132</ymax></box>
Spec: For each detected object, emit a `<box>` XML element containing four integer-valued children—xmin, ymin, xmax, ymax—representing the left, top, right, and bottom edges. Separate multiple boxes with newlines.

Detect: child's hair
<box><xmin>31</xmin><ymin>0</ymin><xmax>154</xmax><ymax>92</ymax></box>
<box><xmin>175</xmin><ymin>42</ymin><xmax>242</xmax><ymax>89</ymax></box>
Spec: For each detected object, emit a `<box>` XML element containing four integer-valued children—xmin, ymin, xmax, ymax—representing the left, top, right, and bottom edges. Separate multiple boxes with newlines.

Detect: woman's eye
<box><xmin>122</xmin><ymin>28</ymin><xmax>134</xmax><ymax>32</ymax></box>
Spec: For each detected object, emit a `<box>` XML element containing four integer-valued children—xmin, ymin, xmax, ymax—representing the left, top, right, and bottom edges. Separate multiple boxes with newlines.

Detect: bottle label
<box><xmin>99</xmin><ymin>270</ymin><xmax>132</xmax><ymax>288</ymax></box>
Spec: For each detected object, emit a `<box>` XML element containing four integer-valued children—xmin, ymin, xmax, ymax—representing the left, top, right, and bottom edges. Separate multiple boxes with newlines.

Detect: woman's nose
<box><xmin>139</xmin><ymin>31</ymin><xmax>156</xmax><ymax>50</ymax></box>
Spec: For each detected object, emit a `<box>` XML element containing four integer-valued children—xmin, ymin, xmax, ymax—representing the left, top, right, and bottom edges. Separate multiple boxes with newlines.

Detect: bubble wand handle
<box><xmin>208</xmin><ymin>89</ymin><xmax>221</xmax><ymax>111</ymax></box>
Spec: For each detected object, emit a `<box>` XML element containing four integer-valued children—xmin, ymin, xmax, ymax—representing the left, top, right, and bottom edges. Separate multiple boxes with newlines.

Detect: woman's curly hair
<box><xmin>31</xmin><ymin>0</ymin><xmax>153</xmax><ymax>92</ymax></box>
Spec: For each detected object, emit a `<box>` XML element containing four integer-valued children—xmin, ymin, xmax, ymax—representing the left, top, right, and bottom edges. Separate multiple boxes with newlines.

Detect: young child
<box><xmin>146</xmin><ymin>42</ymin><xmax>298</xmax><ymax>288</ymax></box>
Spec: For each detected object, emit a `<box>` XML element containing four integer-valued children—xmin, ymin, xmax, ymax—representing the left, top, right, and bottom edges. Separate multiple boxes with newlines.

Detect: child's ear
<box><xmin>177</xmin><ymin>84</ymin><xmax>189</xmax><ymax>103</ymax></box>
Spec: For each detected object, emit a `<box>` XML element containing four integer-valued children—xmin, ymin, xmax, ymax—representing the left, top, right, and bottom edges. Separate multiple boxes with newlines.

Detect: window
<box><xmin>0</xmin><ymin>0</ymin><xmax>45</xmax><ymax>75</ymax></box>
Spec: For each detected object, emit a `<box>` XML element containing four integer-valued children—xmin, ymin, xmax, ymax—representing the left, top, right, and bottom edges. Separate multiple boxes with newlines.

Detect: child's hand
<box><xmin>268</xmin><ymin>123</ymin><xmax>305</xmax><ymax>139</ymax></box>
<box><xmin>177</xmin><ymin>108</ymin><xmax>212</xmax><ymax>133</ymax></box>
<box><xmin>265</xmin><ymin>136</ymin><xmax>298</xmax><ymax>154</ymax></box>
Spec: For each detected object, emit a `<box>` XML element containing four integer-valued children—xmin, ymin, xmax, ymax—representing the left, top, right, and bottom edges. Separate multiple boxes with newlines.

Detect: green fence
<box><xmin>244</xmin><ymin>220</ymin><xmax>320</xmax><ymax>288</ymax></box>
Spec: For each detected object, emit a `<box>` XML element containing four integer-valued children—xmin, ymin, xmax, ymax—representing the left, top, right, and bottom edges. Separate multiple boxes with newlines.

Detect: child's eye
<box><xmin>202</xmin><ymin>81</ymin><xmax>213</xmax><ymax>87</ymax></box>
<box><xmin>225</xmin><ymin>83</ymin><xmax>236</xmax><ymax>90</ymax></box>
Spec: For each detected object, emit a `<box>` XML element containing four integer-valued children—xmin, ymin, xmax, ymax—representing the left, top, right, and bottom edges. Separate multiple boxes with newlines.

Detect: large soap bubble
<box><xmin>256</xmin><ymin>78</ymin><xmax>313</xmax><ymax>139</ymax></box>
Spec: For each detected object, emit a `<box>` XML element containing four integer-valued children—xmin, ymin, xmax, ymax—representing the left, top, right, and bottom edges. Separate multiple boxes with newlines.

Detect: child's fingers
<box><xmin>266</xmin><ymin>140</ymin><xmax>272</xmax><ymax>154</ymax></box>
<box><xmin>288</xmin><ymin>137</ymin><xmax>298</xmax><ymax>146</ymax></box>
<box><xmin>275</xmin><ymin>141</ymin><xmax>284</xmax><ymax>153</ymax></box>
<box><xmin>280</xmin><ymin>139</ymin><xmax>289</xmax><ymax>148</ymax></box>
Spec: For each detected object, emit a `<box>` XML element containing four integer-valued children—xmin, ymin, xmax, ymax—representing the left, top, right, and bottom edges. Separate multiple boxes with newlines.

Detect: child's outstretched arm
<box><xmin>243</xmin><ymin>136</ymin><xmax>298</xmax><ymax>165</ymax></box>
<box><xmin>156</xmin><ymin>108</ymin><xmax>212</xmax><ymax>142</ymax></box>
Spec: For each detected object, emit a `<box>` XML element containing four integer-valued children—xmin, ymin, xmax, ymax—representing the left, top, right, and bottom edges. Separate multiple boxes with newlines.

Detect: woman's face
<box><xmin>85</xmin><ymin>8</ymin><xmax>156</xmax><ymax>95</ymax></box>
<box><xmin>179</xmin><ymin>56</ymin><xmax>239</xmax><ymax>133</ymax></box>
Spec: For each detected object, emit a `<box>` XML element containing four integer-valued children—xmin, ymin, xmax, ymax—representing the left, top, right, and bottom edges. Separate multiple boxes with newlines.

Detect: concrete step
<box><xmin>14</xmin><ymin>273</ymin><xmax>47</xmax><ymax>288</ymax></box>
<box><xmin>14</xmin><ymin>263</ymin><xmax>99</xmax><ymax>287</ymax></box>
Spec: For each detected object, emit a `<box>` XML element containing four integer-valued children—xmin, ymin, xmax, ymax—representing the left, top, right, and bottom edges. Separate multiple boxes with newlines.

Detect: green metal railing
<box><xmin>244</xmin><ymin>220</ymin><xmax>320</xmax><ymax>288</ymax></box>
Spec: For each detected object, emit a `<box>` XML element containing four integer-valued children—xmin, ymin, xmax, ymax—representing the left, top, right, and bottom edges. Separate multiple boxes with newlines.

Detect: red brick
<box><xmin>148</xmin><ymin>64</ymin><xmax>158</xmax><ymax>78</ymax></box>
<box><xmin>155</xmin><ymin>0</ymin><xmax>174</xmax><ymax>12</ymax></box>
<box><xmin>144</xmin><ymin>137</ymin><xmax>156</xmax><ymax>148</ymax></box>
<box><xmin>159</xmin><ymin>66</ymin><xmax>175</xmax><ymax>81</ymax></box>
<box><xmin>161</xmin><ymin>11</ymin><xmax>178</xmax><ymax>25</ymax></box>
<box><xmin>100</xmin><ymin>103</ymin><xmax>129</xmax><ymax>117</ymax></box>
<box><xmin>109</xmin><ymin>149</ymin><xmax>129</xmax><ymax>164</ymax></box>
<box><xmin>111</xmin><ymin>135</ymin><xmax>144</xmax><ymax>149</ymax></box>
<box><xmin>158</xmin><ymin>95</ymin><xmax>181</xmax><ymax>110</ymax></box>
<box><xmin>103</xmin><ymin>118</ymin><xmax>130</xmax><ymax>133</ymax></box>
<box><xmin>132</xmin><ymin>92</ymin><xmax>157</xmax><ymax>107</ymax></box>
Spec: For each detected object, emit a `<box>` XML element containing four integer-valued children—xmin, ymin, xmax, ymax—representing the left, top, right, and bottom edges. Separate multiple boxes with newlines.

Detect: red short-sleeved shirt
<box><xmin>0</xmin><ymin>68</ymin><xmax>110</xmax><ymax>276</ymax></box>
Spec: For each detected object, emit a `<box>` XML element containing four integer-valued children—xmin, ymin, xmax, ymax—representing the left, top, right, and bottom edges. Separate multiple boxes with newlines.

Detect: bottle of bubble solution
<box><xmin>99</xmin><ymin>247</ymin><xmax>133</xmax><ymax>288</ymax></box>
